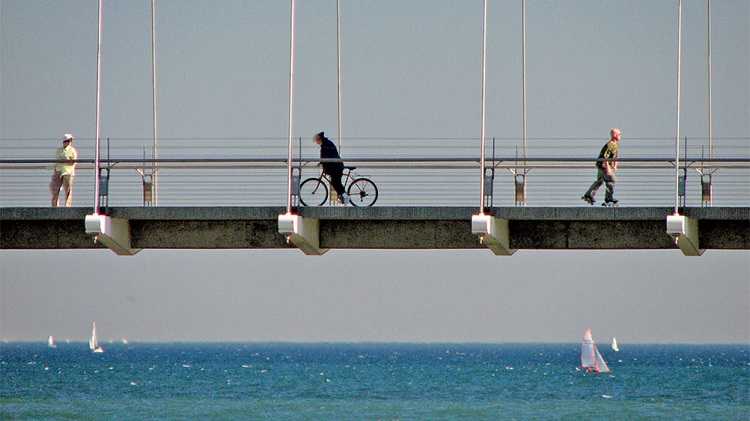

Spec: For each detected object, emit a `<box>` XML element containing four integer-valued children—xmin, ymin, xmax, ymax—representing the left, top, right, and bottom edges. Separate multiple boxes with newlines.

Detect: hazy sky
<box><xmin>1</xmin><ymin>0</ymin><xmax>748</xmax><ymax>344</ymax></box>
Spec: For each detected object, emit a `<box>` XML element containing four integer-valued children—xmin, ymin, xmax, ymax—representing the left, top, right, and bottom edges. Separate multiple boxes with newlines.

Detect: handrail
<box><xmin>4</xmin><ymin>157</ymin><xmax>749</xmax><ymax>165</ymax></box>
<box><xmin>2</xmin><ymin>157</ymin><xmax>748</xmax><ymax>174</ymax></box>
<box><xmin>3</xmin><ymin>155</ymin><xmax>748</xmax><ymax>208</ymax></box>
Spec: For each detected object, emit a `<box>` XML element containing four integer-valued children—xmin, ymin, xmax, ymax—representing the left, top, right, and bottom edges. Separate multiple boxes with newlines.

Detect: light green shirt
<box><xmin>54</xmin><ymin>145</ymin><xmax>78</xmax><ymax>176</ymax></box>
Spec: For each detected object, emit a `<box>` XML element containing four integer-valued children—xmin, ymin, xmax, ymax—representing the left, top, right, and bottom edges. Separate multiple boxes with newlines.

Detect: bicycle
<box><xmin>298</xmin><ymin>166</ymin><xmax>378</xmax><ymax>207</ymax></box>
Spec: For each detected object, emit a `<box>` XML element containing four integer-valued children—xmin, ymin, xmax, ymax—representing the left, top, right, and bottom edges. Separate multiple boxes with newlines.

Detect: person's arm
<box><xmin>605</xmin><ymin>160</ymin><xmax>616</xmax><ymax>175</ymax></box>
<box><xmin>605</xmin><ymin>144</ymin><xmax>617</xmax><ymax>174</ymax></box>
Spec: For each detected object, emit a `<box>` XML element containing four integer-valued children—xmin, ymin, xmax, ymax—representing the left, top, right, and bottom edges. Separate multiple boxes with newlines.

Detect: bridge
<box><xmin>2</xmin><ymin>205</ymin><xmax>748</xmax><ymax>256</ymax></box>
<box><xmin>1</xmin><ymin>138</ymin><xmax>748</xmax><ymax>256</ymax></box>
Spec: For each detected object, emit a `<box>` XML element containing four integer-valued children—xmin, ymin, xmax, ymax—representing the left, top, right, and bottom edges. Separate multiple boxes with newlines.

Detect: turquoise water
<box><xmin>2</xmin><ymin>343</ymin><xmax>748</xmax><ymax>419</ymax></box>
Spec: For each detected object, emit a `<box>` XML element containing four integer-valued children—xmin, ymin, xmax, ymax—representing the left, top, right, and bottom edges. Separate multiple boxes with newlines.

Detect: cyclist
<box><xmin>313</xmin><ymin>131</ymin><xmax>351</xmax><ymax>205</ymax></box>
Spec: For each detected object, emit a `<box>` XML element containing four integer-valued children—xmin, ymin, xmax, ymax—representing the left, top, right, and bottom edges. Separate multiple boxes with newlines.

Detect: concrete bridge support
<box><xmin>666</xmin><ymin>214</ymin><xmax>704</xmax><ymax>256</ymax></box>
<box><xmin>84</xmin><ymin>214</ymin><xmax>141</xmax><ymax>256</ymax></box>
<box><xmin>471</xmin><ymin>214</ymin><xmax>515</xmax><ymax>255</ymax></box>
<box><xmin>278</xmin><ymin>213</ymin><xmax>327</xmax><ymax>256</ymax></box>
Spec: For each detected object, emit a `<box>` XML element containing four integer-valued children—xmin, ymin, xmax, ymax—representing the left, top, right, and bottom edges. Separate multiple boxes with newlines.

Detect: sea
<box><xmin>1</xmin><ymin>342</ymin><xmax>748</xmax><ymax>420</ymax></box>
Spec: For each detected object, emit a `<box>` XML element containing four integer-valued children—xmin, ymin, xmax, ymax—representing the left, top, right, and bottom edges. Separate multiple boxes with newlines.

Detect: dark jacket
<box><xmin>319</xmin><ymin>135</ymin><xmax>344</xmax><ymax>172</ymax></box>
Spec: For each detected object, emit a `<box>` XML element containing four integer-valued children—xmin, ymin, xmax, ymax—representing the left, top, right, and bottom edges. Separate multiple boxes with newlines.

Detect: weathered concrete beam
<box><xmin>319</xmin><ymin>219</ymin><xmax>482</xmax><ymax>249</ymax></box>
<box><xmin>511</xmin><ymin>220</ymin><xmax>675</xmax><ymax>249</ymax></box>
<box><xmin>130</xmin><ymin>220</ymin><xmax>286</xmax><ymax>249</ymax></box>
<box><xmin>2</xmin><ymin>206</ymin><xmax>749</xmax><ymax>252</ymax></box>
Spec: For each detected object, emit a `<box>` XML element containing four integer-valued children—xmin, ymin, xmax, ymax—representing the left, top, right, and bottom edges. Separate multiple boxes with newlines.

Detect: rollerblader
<box><xmin>582</xmin><ymin>128</ymin><xmax>620</xmax><ymax>206</ymax></box>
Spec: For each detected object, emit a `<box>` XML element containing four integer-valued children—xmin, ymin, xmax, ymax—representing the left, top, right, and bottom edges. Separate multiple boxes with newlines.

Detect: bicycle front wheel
<box><xmin>299</xmin><ymin>178</ymin><xmax>328</xmax><ymax>206</ymax></box>
<box><xmin>347</xmin><ymin>178</ymin><xmax>378</xmax><ymax>206</ymax></box>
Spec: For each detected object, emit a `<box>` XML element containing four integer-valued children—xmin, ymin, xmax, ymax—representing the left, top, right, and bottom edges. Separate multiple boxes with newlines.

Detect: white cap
<box><xmin>63</xmin><ymin>133</ymin><xmax>73</xmax><ymax>142</ymax></box>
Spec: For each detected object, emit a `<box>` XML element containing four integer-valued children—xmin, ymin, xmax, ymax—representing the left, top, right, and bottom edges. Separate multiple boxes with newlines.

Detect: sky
<box><xmin>1</xmin><ymin>0</ymin><xmax>748</xmax><ymax>344</ymax></box>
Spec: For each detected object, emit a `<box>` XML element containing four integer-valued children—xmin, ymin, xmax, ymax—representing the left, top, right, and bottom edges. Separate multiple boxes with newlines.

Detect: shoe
<box><xmin>605</xmin><ymin>198</ymin><xmax>619</xmax><ymax>204</ymax></box>
<box><xmin>339</xmin><ymin>193</ymin><xmax>352</xmax><ymax>205</ymax></box>
<box><xmin>581</xmin><ymin>195</ymin><xmax>595</xmax><ymax>205</ymax></box>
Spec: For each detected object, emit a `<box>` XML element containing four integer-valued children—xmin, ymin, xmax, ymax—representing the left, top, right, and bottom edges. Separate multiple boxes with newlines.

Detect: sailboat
<box><xmin>48</xmin><ymin>335</ymin><xmax>56</xmax><ymax>348</ymax></box>
<box><xmin>612</xmin><ymin>337</ymin><xmax>619</xmax><ymax>352</ymax></box>
<box><xmin>89</xmin><ymin>322</ymin><xmax>104</xmax><ymax>353</ymax></box>
<box><xmin>581</xmin><ymin>328</ymin><xmax>610</xmax><ymax>373</ymax></box>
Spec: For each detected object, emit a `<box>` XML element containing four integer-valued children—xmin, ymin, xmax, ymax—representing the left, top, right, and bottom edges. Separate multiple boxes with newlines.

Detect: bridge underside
<box><xmin>2</xmin><ymin>206</ymin><xmax>747</xmax><ymax>252</ymax></box>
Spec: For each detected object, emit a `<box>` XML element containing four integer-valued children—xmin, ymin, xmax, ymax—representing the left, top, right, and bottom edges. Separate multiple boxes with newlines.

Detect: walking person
<box><xmin>50</xmin><ymin>133</ymin><xmax>78</xmax><ymax>207</ymax></box>
<box><xmin>582</xmin><ymin>128</ymin><xmax>621</xmax><ymax>206</ymax></box>
<box><xmin>313</xmin><ymin>131</ymin><xmax>350</xmax><ymax>205</ymax></box>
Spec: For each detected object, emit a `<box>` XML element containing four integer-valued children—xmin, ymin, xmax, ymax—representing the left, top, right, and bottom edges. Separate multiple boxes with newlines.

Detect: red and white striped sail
<box><xmin>581</xmin><ymin>328</ymin><xmax>610</xmax><ymax>373</ymax></box>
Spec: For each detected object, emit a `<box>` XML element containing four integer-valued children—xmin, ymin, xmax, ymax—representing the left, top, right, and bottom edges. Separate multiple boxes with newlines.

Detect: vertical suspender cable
<box><xmin>286</xmin><ymin>0</ymin><xmax>297</xmax><ymax>214</ymax></box>
<box><xmin>673</xmin><ymin>0</ymin><xmax>682</xmax><ymax>215</ymax></box>
<box><xmin>707</xmin><ymin>0</ymin><xmax>712</xmax><ymax>166</ymax></box>
<box><xmin>151</xmin><ymin>0</ymin><xmax>158</xmax><ymax>206</ymax></box>
<box><xmin>93</xmin><ymin>0</ymin><xmax>103</xmax><ymax>215</ymax></box>
<box><xmin>336</xmin><ymin>0</ymin><xmax>343</xmax><ymax>151</ymax></box>
<box><xmin>706</xmin><ymin>0</ymin><xmax>713</xmax><ymax>206</ymax></box>
<box><xmin>479</xmin><ymin>0</ymin><xmax>488</xmax><ymax>213</ymax></box>
<box><xmin>521</xmin><ymin>0</ymin><xmax>527</xmax><ymax>167</ymax></box>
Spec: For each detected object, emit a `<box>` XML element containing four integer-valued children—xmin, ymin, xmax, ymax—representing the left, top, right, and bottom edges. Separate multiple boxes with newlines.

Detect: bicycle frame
<box><xmin>321</xmin><ymin>167</ymin><xmax>355</xmax><ymax>188</ymax></box>
<box><xmin>299</xmin><ymin>166</ymin><xmax>378</xmax><ymax>207</ymax></box>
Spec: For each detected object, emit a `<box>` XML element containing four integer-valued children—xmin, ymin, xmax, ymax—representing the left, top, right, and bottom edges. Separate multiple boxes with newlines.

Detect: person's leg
<box><xmin>62</xmin><ymin>174</ymin><xmax>74</xmax><ymax>207</ymax></box>
<box><xmin>585</xmin><ymin>168</ymin><xmax>605</xmax><ymax>198</ymax></box>
<box><xmin>50</xmin><ymin>172</ymin><xmax>63</xmax><ymax>206</ymax></box>
<box><xmin>603</xmin><ymin>173</ymin><xmax>616</xmax><ymax>202</ymax></box>
<box><xmin>328</xmin><ymin>167</ymin><xmax>345</xmax><ymax>196</ymax></box>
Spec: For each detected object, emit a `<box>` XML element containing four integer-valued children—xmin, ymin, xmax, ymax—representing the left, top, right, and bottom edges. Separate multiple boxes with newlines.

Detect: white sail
<box><xmin>89</xmin><ymin>323</ymin><xmax>97</xmax><ymax>350</ymax></box>
<box><xmin>581</xmin><ymin>329</ymin><xmax>597</xmax><ymax>368</ymax></box>
<box><xmin>89</xmin><ymin>322</ymin><xmax>104</xmax><ymax>353</ymax></box>
<box><xmin>48</xmin><ymin>335</ymin><xmax>56</xmax><ymax>348</ymax></box>
<box><xmin>581</xmin><ymin>329</ymin><xmax>610</xmax><ymax>373</ymax></box>
<box><xmin>612</xmin><ymin>337</ymin><xmax>619</xmax><ymax>352</ymax></box>
<box><xmin>594</xmin><ymin>347</ymin><xmax>610</xmax><ymax>372</ymax></box>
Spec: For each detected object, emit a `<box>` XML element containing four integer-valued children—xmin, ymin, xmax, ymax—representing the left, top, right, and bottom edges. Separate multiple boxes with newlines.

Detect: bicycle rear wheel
<box><xmin>347</xmin><ymin>178</ymin><xmax>378</xmax><ymax>206</ymax></box>
<box><xmin>299</xmin><ymin>177</ymin><xmax>328</xmax><ymax>206</ymax></box>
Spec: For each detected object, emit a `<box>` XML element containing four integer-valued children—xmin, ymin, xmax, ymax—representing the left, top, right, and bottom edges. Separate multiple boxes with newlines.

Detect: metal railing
<box><xmin>1</xmin><ymin>137</ymin><xmax>748</xmax><ymax>208</ymax></box>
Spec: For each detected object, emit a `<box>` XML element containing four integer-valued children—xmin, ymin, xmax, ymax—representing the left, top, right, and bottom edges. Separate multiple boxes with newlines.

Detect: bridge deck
<box><xmin>2</xmin><ymin>206</ymin><xmax>747</xmax><ymax>251</ymax></box>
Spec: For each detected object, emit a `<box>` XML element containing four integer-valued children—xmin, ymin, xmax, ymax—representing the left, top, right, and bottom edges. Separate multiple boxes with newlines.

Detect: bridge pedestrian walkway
<box><xmin>1</xmin><ymin>138</ymin><xmax>748</xmax><ymax>256</ymax></box>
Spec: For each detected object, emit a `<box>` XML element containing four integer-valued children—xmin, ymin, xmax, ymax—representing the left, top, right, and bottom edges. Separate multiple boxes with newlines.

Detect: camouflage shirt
<box><xmin>596</xmin><ymin>140</ymin><xmax>618</xmax><ymax>169</ymax></box>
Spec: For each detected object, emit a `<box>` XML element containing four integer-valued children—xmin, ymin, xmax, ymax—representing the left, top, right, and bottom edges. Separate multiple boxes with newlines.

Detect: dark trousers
<box><xmin>325</xmin><ymin>166</ymin><xmax>346</xmax><ymax>196</ymax></box>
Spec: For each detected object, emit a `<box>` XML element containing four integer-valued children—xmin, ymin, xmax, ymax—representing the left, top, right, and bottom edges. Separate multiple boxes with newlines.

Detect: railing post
<box><xmin>98</xmin><ymin>167</ymin><xmax>109</xmax><ymax>213</ymax></box>
<box><xmin>701</xmin><ymin>174</ymin><xmax>712</xmax><ymax>207</ymax></box>
<box><xmin>483</xmin><ymin>167</ymin><xmax>494</xmax><ymax>208</ymax></box>
<box><xmin>142</xmin><ymin>175</ymin><xmax>153</xmax><ymax>206</ymax></box>
<box><xmin>515</xmin><ymin>174</ymin><xmax>526</xmax><ymax>206</ymax></box>
<box><xmin>291</xmin><ymin>169</ymin><xmax>300</xmax><ymax>207</ymax></box>
<box><xmin>678</xmin><ymin>172</ymin><xmax>686</xmax><ymax>207</ymax></box>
